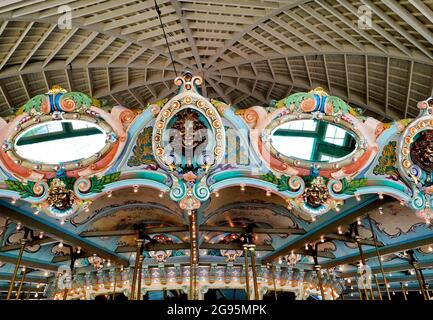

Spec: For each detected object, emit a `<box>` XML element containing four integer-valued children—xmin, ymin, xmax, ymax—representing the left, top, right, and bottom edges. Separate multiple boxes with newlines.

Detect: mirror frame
<box><xmin>5</xmin><ymin>112</ymin><xmax>117</xmax><ymax>173</ymax></box>
<box><xmin>266</xmin><ymin>114</ymin><xmax>363</xmax><ymax>170</ymax></box>
<box><xmin>9</xmin><ymin>115</ymin><xmax>115</xmax><ymax>171</ymax></box>
<box><xmin>243</xmin><ymin>88</ymin><xmax>380</xmax><ymax>179</ymax></box>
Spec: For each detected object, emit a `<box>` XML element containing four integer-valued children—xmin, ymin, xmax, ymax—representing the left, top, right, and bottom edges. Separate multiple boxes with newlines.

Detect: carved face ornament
<box><xmin>46</xmin><ymin>178</ymin><xmax>76</xmax><ymax>211</ymax></box>
<box><xmin>411</xmin><ymin>130</ymin><xmax>433</xmax><ymax>173</ymax></box>
<box><xmin>303</xmin><ymin>176</ymin><xmax>329</xmax><ymax>207</ymax></box>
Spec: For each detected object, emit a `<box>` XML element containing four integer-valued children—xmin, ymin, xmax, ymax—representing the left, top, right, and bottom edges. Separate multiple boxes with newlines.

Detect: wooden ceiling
<box><xmin>0</xmin><ymin>0</ymin><xmax>432</xmax><ymax>120</ymax></box>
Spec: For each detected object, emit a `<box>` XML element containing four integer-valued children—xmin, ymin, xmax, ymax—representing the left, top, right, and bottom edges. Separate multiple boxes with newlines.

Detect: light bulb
<box><xmin>379</xmin><ymin>194</ymin><xmax>384</xmax><ymax>200</ymax></box>
<box><xmin>39</xmin><ymin>232</ymin><xmax>44</xmax><ymax>239</ymax></box>
<box><xmin>11</xmin><ymin>198</ymin><xmax>17</xmax><ymax>204</ymax></box>
<box><xmin>266</xmin><ymin>190</ymin><xmax>271</xmax><ymax>197</ymax></box>
<box><xmin>133</xmin><ymin>185</ymin><xmax>139</xmax><ymax>193</ymax></box>
<box><xmin>240</xmin><ymin>184</ymin><xmax>245</xmax><ymax>191</ymax></box>
<box><xmin>107</xmin><ymin>191</ymin><xmax>112</xmax><ymax>198</ymax></box>
<box><xmin>338</xmin><ymin>226</ymin><xmax>342</xmax><ymax>234</ymax></box>
<box><xmin>159</xmin><ymin>191</ymin><xmax>164</xmax><ymax>198</ymax></box>
<box><xmin>58</xmin><ymin>241</ymin><xmax>63</xmax><ymax>248</ymax></box>
<box><xmin>355</xmin><ymin>194</ymin><xmax>361</xmax><ymax>201</ymax></box>
<box><xmin>214</xmin><ymin>191</ymin><xmax>220</xmax><ymax>198</ymax></box>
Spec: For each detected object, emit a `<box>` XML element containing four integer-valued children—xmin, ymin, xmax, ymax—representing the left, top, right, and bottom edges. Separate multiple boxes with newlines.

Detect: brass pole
<box><xmin>400</xmin><ymin>282</ymin><xmax>407</xmax><ymax>300</ymax></box>
<box><xmin>130</xmin><ymin>239</ymin><xmax>143</xmax><ymax>300</ymax></box>
<box><xmin>6</xmin><ymin>238</ymin><xmax>27</xmax><ymax>300</ymax></box>
<box><xmin>112</xmin><ymin>266</ymin><xmax>117</xmax><ymax>300</ymax></box>
<box><xmin>271</xmin><ymin>264</ymin><xmax>277</xmax><ymax>300</ymax></box>
<box><xmin>249</xmin><ymin>245</ymin><xmax>259</xmax><ymax>300</ymax></box>
<box><xmin>243</xmin><ymin>245</ymin><xmax>250</xmax><ymax>300</ymax></box>
<box><xmin>314</xmin><ymin>265</ymin><xmax>326</xmax><ymax>300</ymax></box>
<box><xmin>355</xmin><ymin>276</ymin><xmax>363</xmax><ymax>300</ymax></box>
<box><xmin>309</xmin><ymin>244</ymin><xmax>326</xmax><ymax>300</ymax></box>
<box><xmin>189</xmin><ymin>256</ymin><xmax>193</xmax><ymax>300</ymax></box>
<box><xmin>355</xmin><ymin>236</ymin><xmax>373</xmax><ymax>300</ymax></box>
<box><xmin>15</xmin><ymin>268</ymin><xmax>26</xmax><ymax>300</ymax></box>
<box><xmin>136</xmin><ymin>255</ymin><xmax>144</xmax><ymax>300</ymax></box>
<box><xmin>188</xmin><ymin>210</ymin><xmax>199</xmax><ymax>300</ymax></box>
<box><xmin>373</xmin><ymin>274</ymin><xmax>383</xmax><ymax>300</ymax></box>
<box><xmin>412</xmin><ymin>262</ymin><xmax>428</xmax><ymax>300</ymax></box>
<box><xmin>25</xmin><ymin>284</ymin><xmax>31</xmax><ymax>300</ymax></box>
<box><xmin>418</xmin><ymin>267</ymin><xmax>430</xmax><ymax>300</ymax></box>
<box><xmin>367</xmin><ymin>214</ymin><xmax>391</xmax><ymax>300</ymax></box>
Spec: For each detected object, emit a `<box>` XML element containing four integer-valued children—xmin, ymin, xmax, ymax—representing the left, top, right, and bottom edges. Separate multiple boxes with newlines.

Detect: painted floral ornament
<box><xmin>285</xmin><ymin>252</ymin><xmax>302</xmax><ymax>267</ymax></box>
<box><xmin>149</xmin><ymin>250</ymin><xmax>172</xmax><ymax>263</ymax></box>
<box><xmin>220</xmin><ymin>249</ymin><xmax>243</xmax><ymax>263</ymax></box>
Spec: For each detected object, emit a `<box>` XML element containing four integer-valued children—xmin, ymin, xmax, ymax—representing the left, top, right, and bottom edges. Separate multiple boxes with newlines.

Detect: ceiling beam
<box><xmin>382</xmin><ymin>0</ymin><xmax>433</xmax><ymax>45</ymax></box>
<box><xmin>0</xmin><ymin>252</ymin><xmax>58</xmax><ymax>271</ymax></box>
<box><xmin>0</xmin><ymin>284</ymin><xmax>45</xmax><ymax>293</ymax></box>
<box><xmin>80</xmin><ymin>225</ymin><xmax>305</xmax><ymax>238</ymax></box>
<box><xmin>324</xmin><ymin>234</ymin><xmax>383</xmax><ymax>247</ymax></box>
<box><xmin>357</xmin><ymin>0</ymin><xmax>431</xmax><ymax>59</ymax></box>
<box><xmin>0</xmin><ymin>272</ymin><xmax>48</xmax><ymax>284</ymax></box>
<box><xmin>170</xmin><ymin>0</ymin><xmax>202</xmax><ymax>70</ymax></box>
<box><xmin>340</xmin><ymin>257</ymin><xmax>433</xmax><ymax>278</ymax></box>
<box><xmin>205</xmin><ymin>1</ymin><xmax>312</xmax><ymax>69</ymax></box>
<box><xmin>0</xmin><ymin>237</ymin><xmax>55</xmax><ymax>252</ymax></box>
<box><xmin>0</xmin><ymin>21</ymin><xmax>34</xmax><ymax>70</ymax></box>
<box><xmin>0</xmin><ymin>200</ymin><xmax>129</xmax><ymax>266</ymax></box>
<box><xmin>322</xmin><ymin>231</ymin><xmax>433</xmax><ymax>269</ymax></box>
<box><xmin>262</xmin><ymin>196</ymin><xmax>382</xmax><ymax>263</ymax></box>
<box><xmin>42</xmin><ymin>28</ymin><xmax>78</xmax><ymax>68</ymax></box>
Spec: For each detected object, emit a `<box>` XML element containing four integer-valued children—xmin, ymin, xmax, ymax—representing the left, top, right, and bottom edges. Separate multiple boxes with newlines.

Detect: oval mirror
<box><xmin>270</xmin><ymin>119</ymin><xmax>357</xmax><ymax>163</ymax></box>
<box><xmin>14</xmin><ymin>120</ymin><xmax>107</xmax><ymax>164</ymax></box>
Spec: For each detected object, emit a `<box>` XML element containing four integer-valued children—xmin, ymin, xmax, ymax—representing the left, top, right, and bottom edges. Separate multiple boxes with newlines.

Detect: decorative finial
<box><xmin>308</xmin><ymin>87</ymin><xmax>329</xmax><ymax>96</ymax></box>
<box><xmin>47</xmin><ymin>85</ymin><xmax>67</xmax><ymax>95</ymax></box>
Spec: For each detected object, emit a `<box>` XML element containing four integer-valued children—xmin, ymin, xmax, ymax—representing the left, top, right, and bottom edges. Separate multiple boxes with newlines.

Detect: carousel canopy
<box><xmin>0</xmin><ymin>0</ymin><xmax>431</xmax><ymax>301</ymax></box>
